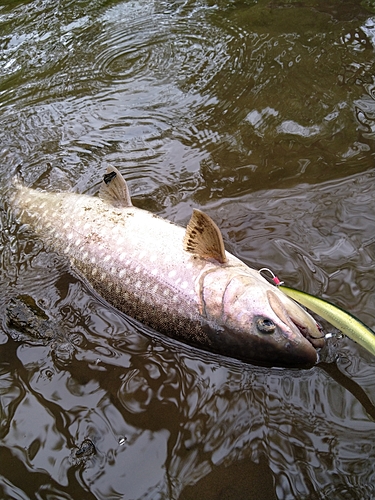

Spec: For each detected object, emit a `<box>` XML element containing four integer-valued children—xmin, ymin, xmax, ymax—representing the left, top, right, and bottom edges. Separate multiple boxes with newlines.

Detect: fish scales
<box><xmin>8</xmin><ymin>167</ymin><xmax>323</xmax><ymax>367</ymax></box>
<box><xmin>12</xmin><ymin>185</ymin><xmax>210</xmax><ymax>341</ymax></box>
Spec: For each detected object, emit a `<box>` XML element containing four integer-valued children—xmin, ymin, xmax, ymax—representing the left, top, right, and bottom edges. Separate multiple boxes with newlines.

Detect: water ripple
<box><xmin>3</xmin><ymin>0</ymin><xmax>375</xmax><ymax>210</ymax></box>
<box><xmin>1</xmin><ymin>1</ymin><xmax>375</xmax><ymax>498</ymax></box>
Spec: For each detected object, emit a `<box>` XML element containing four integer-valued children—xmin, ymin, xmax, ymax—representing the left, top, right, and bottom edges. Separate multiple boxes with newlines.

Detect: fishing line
<box><xmin>258</xmin><ymin>267</ymin><xmax>284</xmax><ymax>286</ymax></box>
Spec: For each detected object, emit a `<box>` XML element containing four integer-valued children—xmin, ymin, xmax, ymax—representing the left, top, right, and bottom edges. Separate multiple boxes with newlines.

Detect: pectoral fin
<box><xmin>183</xmin><ymin>209</ymin><xmax>227</xmax><ymax>264</ymax></box>
<box><xmin>99</xmin><ymin>166</ymin><xmax>132</xmax><ymax>208</ymax></box>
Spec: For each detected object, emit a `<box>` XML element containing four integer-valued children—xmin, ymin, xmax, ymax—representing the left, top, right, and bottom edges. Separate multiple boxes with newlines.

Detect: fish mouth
<box><xmin>267</xmin><ymin>289</ymin><xmax>325</xmax><ymax>362</ymax></box>
<box><xmin>292</xmin><ymin>321</ymin><xmax>325</xmax><ymax>349</ymax></box>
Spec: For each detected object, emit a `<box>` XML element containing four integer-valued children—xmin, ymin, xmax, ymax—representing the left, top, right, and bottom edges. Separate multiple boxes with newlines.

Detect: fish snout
<box><xmin>267</xmin><ymin>289</ymin><xmax>325</xmax><ymax>350</ymax></box>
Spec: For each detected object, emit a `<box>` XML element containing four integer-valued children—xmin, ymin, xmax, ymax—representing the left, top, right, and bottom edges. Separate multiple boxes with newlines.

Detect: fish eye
<box><xmin>256</xmin><ymin>318</ymin><xmax>276</xmax><ymax>334</ymax></box>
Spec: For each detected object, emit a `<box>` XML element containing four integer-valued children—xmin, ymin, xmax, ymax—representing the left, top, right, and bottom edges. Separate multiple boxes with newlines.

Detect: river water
<box><xmin>1</xmin><ymin>0</ymin><xmax>375</xmax><ymax>498</ymax></box>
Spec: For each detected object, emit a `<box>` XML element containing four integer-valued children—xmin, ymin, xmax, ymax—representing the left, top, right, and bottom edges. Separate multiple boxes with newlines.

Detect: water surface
<box><xmin>1</xmin><ymin>0</ymin><xmax>375</xmax><ymax>498</ymax></box>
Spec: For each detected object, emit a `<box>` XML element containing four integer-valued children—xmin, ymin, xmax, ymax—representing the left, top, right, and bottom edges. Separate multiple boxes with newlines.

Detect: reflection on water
<box><xmin>1</xmin><ymin>275</ymin><xmax>375</xmax><ymax>499</ymax></box>
<box><xmin>1</xmin><ymin>0</ymin><xmax>375</xmax><ymax>498</ymax></box>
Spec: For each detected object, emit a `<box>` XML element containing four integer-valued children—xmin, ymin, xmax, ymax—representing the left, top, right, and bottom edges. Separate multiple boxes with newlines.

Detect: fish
<box><xmin>7</xmin><ymin>166</ymin><xmax>324</xmax><ymax>367</ymax></box>
<box><xmin>280</xmin><ymin>285</ymin><xmax>375</xmax><ymax>357</ymax></box>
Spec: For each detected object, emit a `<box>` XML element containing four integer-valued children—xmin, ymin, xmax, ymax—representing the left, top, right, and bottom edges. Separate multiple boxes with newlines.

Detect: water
<box><xmin>1</xmin><ymin>0</ymin><xmax>375</xmax><ymax>498</ymax></box>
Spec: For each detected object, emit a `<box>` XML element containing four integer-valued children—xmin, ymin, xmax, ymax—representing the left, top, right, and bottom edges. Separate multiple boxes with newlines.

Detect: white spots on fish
<box><xmin>175</xmin><ymin>277</ymin><xmax>181</xmax><ymax>285</ymax></box>
<box><xmin>181</xmin><ymin>281</ymin><xmax>188</xmax><ymax>289</ymax></box>
<box><xmin>75</xmin><ymin>208</ymin><xmax>85</xmax><ymax>219</ymax></box>
<box><xmin>100</xmin><ymin>272</ymin><xmax>107</xmax><ymax>281</ymax></box>
<box><xmin>38</xmin><ymin>202</ymin><xmax>46</xmax><ymax>210</ymax></box>
<box><xmin>119</xmin><ymin>269</ymin><xmax>126</xmax><ymax>278</ymax></box>
<box><xmin>168</xmin><ymin>270</ymin><xmax>176</xmax><ymax>279</ymax></box>
<box><xmin>64</xmin><ymin>245</ymin><xmax>71</xmax><ymax>254</ymax></box>
<box><xmin>138</xmin><ymin>251</ymin><xmax>146</xmax><ymax>260</ymax></box>
<box><xmin>150</xmin><ymin>254</ymin><xmax>157</xmax><ymax>263</ymax></box>
<box><xmin>98</xmin><ymin>229</ymin><xmax>108</xmax><ymax>242</ymax></box>
<box><xmin>63</xmin><ymin>222</ymin><xmax>70</xmax><ymax>229</ymax></box>
<box><xmin>135</xmin><ymin>265</ymin><xmax>141</xmax><ymax>274</ymax></box>
<box><xmin>186</xmin><ymin>261</ymin><xmax>193</xmax><ymax>270</ymax></box>
<box><xmin>82</xmin><ymin>251</ymin><xmax>88</xmax><ymax>260</ymax></box>
<box><xmin>135</xmin><ymin>280</ymin><xmax>141</xmax><ymax>289</ymax></box>
<box><xmin>104</xmin><ymin>255</ymin><xmax>111</xmax><ymax>263</ymax></box>
<box><xmin>152</xmin><ymin>284</ymin><xmax>159</xmax><ymax>294</ymax></box>
<box><xmin>75</xmin><ymin>238</ymin><xmax>81</xmax><ymax>247</ymax></box>
<box><xmin>117</xmin><ymin>236</ymin><xmax>125</xmax><ymax>245</ymax></box>
<box><xmin>151</xmin><ymin>268</ymin><xmax>158</xmax><ymax>276</ymax></box>
<box><xmin>115</xmin><ymin>286</ymin><xmax>120</xmax><ymax>294</ymax></box>
<box><xmin>91</xmin><ymin>256</ymin><xmax>96</xmax><ymax>264</ymax></box>
<box><xmin>119</xmin><ymin>252</ymin><xmax>126</xmax><ymax>261</ymax></box>
<box><xmin>83</xmin><ymin>222</ymin><xmax>91</xmax><ymax>231</ymax></box>
<box><xmin>67</xmin><ymin>232</ymin><xmax>73</xmax><ymax>240</ymax></box>
<box><xmin>163</xmin><ymin>289</ymin><xmax>169</xmax><ymax>297</ymax></box>
<box><xmin>92</xmin><ymin>267</ymin><xmax>98</xmax><ymax>276</ymax></box>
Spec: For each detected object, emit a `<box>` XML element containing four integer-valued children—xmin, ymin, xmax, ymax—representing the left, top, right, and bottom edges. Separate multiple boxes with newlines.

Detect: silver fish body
<box><xmin>8</xmin><ymin>168</ymin><xmax>322</xmax><ymax>367</ymax></box>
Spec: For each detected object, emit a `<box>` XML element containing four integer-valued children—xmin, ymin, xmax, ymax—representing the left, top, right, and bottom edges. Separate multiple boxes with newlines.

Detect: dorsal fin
<box><xmin>99</xmin><ymin>166</ymin><xmax>132</xmax><ymax>208</ymax></box>
<box><xmin>183</xmin><ymin>209</ymin><xmax>227</xmax><ymax>264</ymax></box>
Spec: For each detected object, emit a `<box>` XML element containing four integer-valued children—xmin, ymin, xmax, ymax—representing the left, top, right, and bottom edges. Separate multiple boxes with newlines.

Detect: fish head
<box><xmin>202</xmin><ymin>270</ymin><xmax>322</xmax><ymax>367</ymax></box>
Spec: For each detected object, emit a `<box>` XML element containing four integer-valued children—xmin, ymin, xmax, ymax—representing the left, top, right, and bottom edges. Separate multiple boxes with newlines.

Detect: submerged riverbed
<box><xmin>1</xmin><ymin>0</ymin><xmax>375</xmax><ymax>498</ymax></box>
